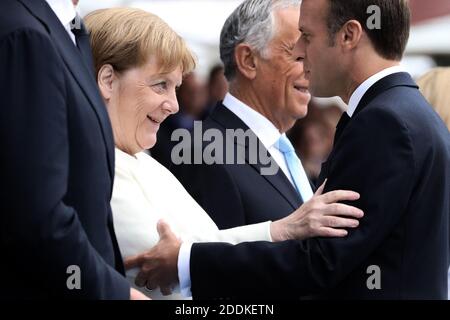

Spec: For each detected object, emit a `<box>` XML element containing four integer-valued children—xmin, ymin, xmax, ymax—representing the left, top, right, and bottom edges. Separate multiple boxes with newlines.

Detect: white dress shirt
<box><xmin>112</xmin><ymin>148</ymin><xmax>272</xmax><ymax>299</ymax></box>
<box><xmin>223</xmin><ymin>93</ymin><xmax>290</xmax><ymax>182</ymax></box>
<box><xmin>223</xmin><ymin>93</ymin><xmax>313</xmax><ymax>199</ymax></box>
<box><xmin>45</xmin><ymin>0</ymin><xmax>77</xmax><ymax>45</ymax></box>
<box><xmin>178</xmin><ymin>92</ymin><xmax>314</xmax><ymax>297</ymax></box>
<box><xmin>347</xmin><ymin>65</ymin><xmax>406</xmax><ymax>117</ymax></box>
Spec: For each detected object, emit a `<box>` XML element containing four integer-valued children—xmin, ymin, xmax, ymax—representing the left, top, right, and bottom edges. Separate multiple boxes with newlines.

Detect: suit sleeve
<box><xmin>0</xmin><ymin>29</ymin><xmax>129</xmax><ymax>299</ymax></box>
<box><xmin>172</xmin><ymin>160</ymin><xmax>248</xmax><ymax>229</ymax></box>
<box><xmin>189</xmin><ymin>107</ymin><xmax>416</xmax><ymax>298</ymax></box>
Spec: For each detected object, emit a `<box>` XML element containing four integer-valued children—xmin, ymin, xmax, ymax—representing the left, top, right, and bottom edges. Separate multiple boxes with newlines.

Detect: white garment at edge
<box><xmin>45</xmin><ymin>0</ymin><xmax>76</xmax><ymax>44</ymax></box>
<box><xmin>111</xmin><ymin>148</ymin><xmax>273</xmax><ymax>300</ymax></box>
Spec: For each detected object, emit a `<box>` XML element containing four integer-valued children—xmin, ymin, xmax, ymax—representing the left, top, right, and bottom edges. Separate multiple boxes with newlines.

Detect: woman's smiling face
<box><xmin>101</xmin><ymin>58</ymin><xmax>182</xmax><ymax>155</ymax></box>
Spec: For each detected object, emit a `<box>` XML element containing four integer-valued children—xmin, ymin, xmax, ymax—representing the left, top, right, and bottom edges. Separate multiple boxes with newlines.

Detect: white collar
<box><xmin>222</xmin><ymin>93</ymin><xmax>282</xmax><ymax>150</ymax></box>
<box><xmin>347</xmin><ymin>65</ymin><xmax>406</xmax><ymax>117</ymax></box>
<box><xmin>115</xmin><ymin>147</ymin><xmax>138</xmax><ymax>167</ymax></box>
<box><xmin>45</xmin><ymin>0</ymin><xmax>77</xmax><ymax>28</ymax></box>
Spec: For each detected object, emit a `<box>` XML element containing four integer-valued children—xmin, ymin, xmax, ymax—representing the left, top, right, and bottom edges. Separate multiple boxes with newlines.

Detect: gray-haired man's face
<box><xmin>252</xmin><ymin>6</ymin><xmax>311</xmax><ymax>133</ymax></box>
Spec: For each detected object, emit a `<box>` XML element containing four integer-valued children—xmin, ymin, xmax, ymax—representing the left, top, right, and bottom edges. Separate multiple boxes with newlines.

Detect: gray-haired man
<box><xmin>173</xmin><ymin>0</ymin><xmax>318</xmax><ymax>230</ymax></box>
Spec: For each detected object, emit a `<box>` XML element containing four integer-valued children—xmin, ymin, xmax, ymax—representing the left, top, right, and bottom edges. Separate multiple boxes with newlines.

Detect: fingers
<box><xmin>324</xmin><ymin>203</ymin><xmax>364</xmax><ymax>218</ymax></box>
<box><xmin>160</xmin><ymin>286</ymin><xmax>173</xmax><ymax>296</ymax></box>
<box><xmin>145</xmin><ymin>281</ymin><xmax>157</xmax><ymax>292</ymax></box>
<box><xmin>314</xmin><ymin>179</ymin><xmax>327</xmax><ymax>196</ymax></box>
<box><xmin>316</xmin><ymin>227</ymin><xmax>348</xmax><ymax>238</ymax></box>
<box><xmin>322</xmin><ymin>216</ymin><xmax>360</xmax><ymax>229</ymax></box>
<box><xmin>157</xmin><ymin>219</ymin><xmax>175</xmax><ymax>240</ymax></box>
<box><xmin>135</xmin><ymin>270</ymin><xmax>149</xmax><ymax>288</ymax></box>
<box><xmin>321</xmin><ymin>190</ymin><xmax>360</xmax><ymax>204</ymax></box>
<box><xmin>124</xmin><ymin>254</ymin><xmax>144</xmax><ymax>270</ymax></box>
<box><xmin>131</xmin><ymin>222</ymin><xmax>180</xmax><ymax>294</ymax></box>
<box><xmin>308</xmin><ymin>213</ymin><xmax>361</xmax><ymax>239</ymax></box>
<box><xmin>127</xmin><ymin>221</ymin><xmax>174</xmax><ymax>270</ymax></box>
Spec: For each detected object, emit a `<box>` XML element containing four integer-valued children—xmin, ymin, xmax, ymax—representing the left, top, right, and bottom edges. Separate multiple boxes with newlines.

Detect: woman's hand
<box><xmin>270</xmin><ymin>181</ymin><xmax>364</xmax><ymax>242</ymax></box>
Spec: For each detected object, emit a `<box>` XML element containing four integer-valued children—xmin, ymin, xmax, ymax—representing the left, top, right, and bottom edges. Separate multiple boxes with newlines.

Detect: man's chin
<box><xmin>296</xmin><ymin>105</ymin><xmax>309</xmax><ymax>119</ymax></box>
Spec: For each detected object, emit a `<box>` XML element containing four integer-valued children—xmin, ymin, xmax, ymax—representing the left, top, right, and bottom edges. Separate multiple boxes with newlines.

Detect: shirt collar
<box><xmin>347</xmin><ymin>65</ymin><xmax>406</xmax><ymax>117</ymax></box>
<box><xmin>45</xmin><ymin>0</ymin><xmax>77</xmax><ymax>28</ymax></box>
<box><xmin>114</xmin><ymin>147</ymin><xmax>141</xmax><ymax>177</ymax></box>
<box><xmin>222</xmin><ymin>93</ymin><xmax>282</xmax><ymax>150</ymax></box>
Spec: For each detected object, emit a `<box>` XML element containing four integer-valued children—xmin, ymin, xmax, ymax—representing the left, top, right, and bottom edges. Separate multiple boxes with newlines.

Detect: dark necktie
<box><xmin>71</xmin><ymin>15</ymin><xmax>95</xmax><ymax>78</ymax></box>
<box><xmin>316</xmin><ymin>112</ymin><xmax>351</xmax><ymax>186</ymax></box>
<box><xmin>333</xmin><ymin>112</ymin><xmax>351</xmax><ymax>146</ymax></box>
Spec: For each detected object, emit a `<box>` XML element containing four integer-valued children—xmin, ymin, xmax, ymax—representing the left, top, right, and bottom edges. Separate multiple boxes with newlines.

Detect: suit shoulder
<box><xmin>0</xmin><ymin>0</ymin><xmax>49</xmax><ymax>42</ymax></box>
<box><xmin>353</xmin><ymin>101</ymin><xmax>408</xmax><ymax>136</ymax></box>
<box><xmin>0</xmin><ymin>27</ymin><xmax>61</xmax><ymax>72</ymax></box>
<box><xmin>368</xmin><ymin>85</ymin><xmax>432</xmax><ymax>119</ymax></box>
<box><xmin>365</xmin><ymin>86</ymin><xmax>448</xmax><ymax>138</ymax></box>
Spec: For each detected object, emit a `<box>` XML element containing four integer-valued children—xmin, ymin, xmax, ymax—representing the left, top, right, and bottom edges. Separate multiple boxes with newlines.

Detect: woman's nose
<box><xmin>170</xmin><ymin>100</ymin><xmax>179</xmax><ymax>114</ymax></box>
<box><xmin>164</xmin><ymin>93</ymin><xmax>179</xmax><ymax>114</ymax></box>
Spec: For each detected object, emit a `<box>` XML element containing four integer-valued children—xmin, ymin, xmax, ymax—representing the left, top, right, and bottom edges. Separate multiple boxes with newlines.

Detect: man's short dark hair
<box><xmin>326</xmin><ymin>0</ymin><xmax>410</xmax><ymax>60</ymax></box>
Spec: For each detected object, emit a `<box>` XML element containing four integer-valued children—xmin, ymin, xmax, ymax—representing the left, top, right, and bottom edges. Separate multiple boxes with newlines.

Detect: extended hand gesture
<box><xmin>125</xmin><ymin>220</ymin><xmax>181</xmax><ymax>296</ymax></box>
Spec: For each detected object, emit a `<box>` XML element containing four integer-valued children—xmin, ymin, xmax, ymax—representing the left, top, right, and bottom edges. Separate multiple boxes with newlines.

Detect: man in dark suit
<box><xmin>172</xmin><ymin>0</ymin><xmax>313</xmax><ymax>228</ymax></box>
<box><xmin>131</xmin><ymin>0</ymin><xmax>450</xmax><ymax>299</ymax></box>
<box><xmin>0</xmin><ymin>0</ymin><xmax>146</xmax><ymax>299</ymax></box>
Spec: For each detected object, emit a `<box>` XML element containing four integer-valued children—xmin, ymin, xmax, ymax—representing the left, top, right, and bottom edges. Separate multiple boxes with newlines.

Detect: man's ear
<box><xmin>234</xmin><ymin>43</ymin><xmax>257</xmax><ymax>80</ymax></box>
<box><xmin>97</xmin><ymin>64</ymin><xmax>115</xmax><ymax>101</ymax></box>
<box><xmin>338</xmin><ymin>20</ymin><xmax>363</xmax><ymax>51</ymax></box>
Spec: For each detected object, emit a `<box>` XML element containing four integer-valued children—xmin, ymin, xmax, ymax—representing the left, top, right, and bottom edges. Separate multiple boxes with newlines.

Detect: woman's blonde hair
<box><xmin>417</xmin><ymin>67</ymin><xmax>450</xmax><ymax>130</ymax></box>
<box><xmin>84</xmin><ymin>7</ymin><xmax>196</xmax><ymax>77</ymax></box>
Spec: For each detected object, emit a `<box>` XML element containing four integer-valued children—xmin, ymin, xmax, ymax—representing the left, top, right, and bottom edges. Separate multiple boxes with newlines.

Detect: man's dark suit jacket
<box><xmin>0</xmin><ymin>0</ymin><xmax>129</xmax><ymax>299</ymax></box>
<box><xmin>189</xmin><ymin>73</ymin><xmax>450</xmax><ymax>299</ymax></box>
<box><xmin>172</xmin><ymin>103</ymin><xmax>303</xmax><ymax>229</ymax></box>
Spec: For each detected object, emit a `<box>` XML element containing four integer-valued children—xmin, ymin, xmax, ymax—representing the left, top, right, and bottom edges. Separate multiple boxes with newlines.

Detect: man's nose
<box><xmin>296</xmin><ymin>37</ymin><xmax>307</xmax><ymax>57</ymax></box>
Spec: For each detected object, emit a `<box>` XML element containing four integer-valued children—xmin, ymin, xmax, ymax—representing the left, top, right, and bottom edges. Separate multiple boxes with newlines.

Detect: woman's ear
<box><xmin>97</xmin><ymin>64</ymin><xmax>115</xmax><ymax>101</ymax></box>
<box><xmin>234</xmin><ymin>43</ymin><xmax>257</xmax><ymax>80</ymax></box>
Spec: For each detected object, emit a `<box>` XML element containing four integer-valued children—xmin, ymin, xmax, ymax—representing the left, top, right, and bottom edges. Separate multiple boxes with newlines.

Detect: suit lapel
<box><xmin>18</xmin><ymin>0</ymin><xmax>115</xmax><ymax>182</ymax></box>
<box><xmin>210</xmin><ymin>104</ymin><xmax>303</xmax><ymax>209</ymax></box>
<box><xmin>317</xmin><ymin>72</ymin><xmax>419</xmax><ymax>185</ymax></box>
<box><xmin>72</xmin><ymin>16</ymin><xmax>96</xmax><ymax>80</ymax></box>
<box><xmin>246</xmin><ymin>152</ymin><xmax>303</xmax><ymax>209</ymax></box>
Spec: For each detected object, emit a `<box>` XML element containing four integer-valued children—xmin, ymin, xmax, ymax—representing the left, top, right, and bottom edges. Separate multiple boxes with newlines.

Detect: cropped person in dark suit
<box><xmin>0</xmin><ymin>0</ymin><xmax>146</xmax><ymax>299</ymax></box>
<box><xmin>131</xmin><ymin>0</ymin><xmax>450</xmax><ymax>299</ymax></box>
<box><xmin>172</xmin><ymin>0</ymin><xmax>314</xmax><ymax>229</ymax></box>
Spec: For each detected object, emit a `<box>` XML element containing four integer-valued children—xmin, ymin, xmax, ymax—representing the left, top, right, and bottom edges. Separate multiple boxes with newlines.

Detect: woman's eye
<box><xmin>153</xmin><ymin>82</ymin><xmax>167</xmax><ymax>93</ymax></box>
